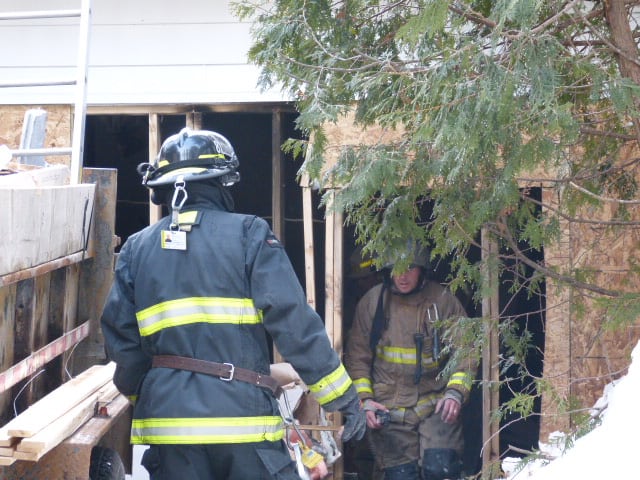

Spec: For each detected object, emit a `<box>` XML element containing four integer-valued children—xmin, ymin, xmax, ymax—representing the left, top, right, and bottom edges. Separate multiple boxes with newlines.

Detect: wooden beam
<box><xmin>16</xmin><ymin>382</ymin><xmax>119</xmax><ymax>456</ymax></box>
<box><xmin>271</xmin><ymin>110</ymin><xmax>284</xmax><ymax>242</ymax></box>
<box><xmin>301</xmin><ymin>174</ymin><xmax>316</xmax><ymax>311</ymax></box>
<box><xmin>324</xmin><ymin>191</ymin><xmax>345</xmax><ymax>480</ymax></box>
<box><xmin>0</xmin><ymin>320</ymin><xmax>90</xmax><ymax>395</ymax></box>
<box><xmin>4</xmin><ymin>362</ymin><xmax>115</xmax><ymax>440</ymax></box>
<box><xmin>0</xmin><ymin>284</ymin><xmax>17</xmax><ymax>418</ymax></box>
<box><xmin>186</xmin><ymin>111</ymin><xmax>202</xmax><ymax>130</ymax></box>
<box><xmin>0</xmin><ymin>251</ymin><xmax>89</xmax><ymax>288</ymax></box>
<box><xmin>481</xmin><ymin>227</ymin><xmax>500</xmax><ymax>475</ymax></box>
<box><xmin>87</xmin><ymin>102</ymin><xmax>297</xmax><ymax>116</ymax></box>
<box><xmin>76</xmin><ymin>168</ymin><xmax>118</xmax><ymax>370</ymax></box>
<box><xmin>148</xmin><ymin>113</ymin><xmax>163</xmax><ymax>225</ymax></box>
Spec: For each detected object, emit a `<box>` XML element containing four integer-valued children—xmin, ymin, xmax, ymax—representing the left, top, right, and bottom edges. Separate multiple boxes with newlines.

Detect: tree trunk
<box><xmin>604</xmin><ymin>0</ymin><xmax>640</xmax><ymax>142</ymax></box>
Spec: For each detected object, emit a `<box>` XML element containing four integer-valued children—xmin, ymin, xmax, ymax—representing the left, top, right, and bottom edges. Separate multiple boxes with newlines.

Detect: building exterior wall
<box><xmin>0</xmin><ymin>0</ymin><xmax>286</xmax><ymax>105</ymax></box>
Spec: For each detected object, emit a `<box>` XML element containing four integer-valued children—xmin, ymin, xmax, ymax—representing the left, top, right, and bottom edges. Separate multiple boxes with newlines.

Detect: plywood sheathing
<box><xmin>0</xmin><ymin>105</ymin><xmax>72</xmax><ymax>167</ymax></box>
<box><xmin>539</xmin><ymin>144</ymin><xmax>640</xmax><ymax>439</ymax></box>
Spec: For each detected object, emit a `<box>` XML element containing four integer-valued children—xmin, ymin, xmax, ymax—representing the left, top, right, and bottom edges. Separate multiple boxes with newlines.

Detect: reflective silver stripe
<box><xmin>131</xmin><ymin>416</ymin><xmax>284</xmax><ymax>444</ymax></box>
<box><xmin>375</xmin><ymin>345</ymin><xmax>440</xmax><ymax>369</ymax></box>
<box><xmin>309</xmin><ymin>364</ymin><xmax>353</xmax><ymax>405</ymax></box>
<box><xmin>447</xmin><ymin>372</ymin><xmax>472</xmax><ymax>391</ymax></box>
<box><xmin>353</xmin><ymin>377</ymin><xmax>373</xmax><ymax>395</ymax></box>
<box><xmin>136</xmin><ymin>297</ymin><xmax>262</xmax><ymax>336</ymax></box>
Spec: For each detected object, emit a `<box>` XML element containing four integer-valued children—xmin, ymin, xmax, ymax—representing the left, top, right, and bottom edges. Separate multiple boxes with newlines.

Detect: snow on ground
<box><xmin>503</xmin><ymin>340</ymin><xmax>640</xmax><ymax>479</ymax></box>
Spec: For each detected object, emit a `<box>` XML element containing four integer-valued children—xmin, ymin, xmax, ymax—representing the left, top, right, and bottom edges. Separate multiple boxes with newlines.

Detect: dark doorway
<box><xmin>83</xmin><ymin>111</ymin><xmax>321</xmax><ymax>315</ymax></box>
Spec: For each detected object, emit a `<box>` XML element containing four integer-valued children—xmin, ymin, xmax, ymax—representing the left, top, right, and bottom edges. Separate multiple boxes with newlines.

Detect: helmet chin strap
<box><xmin>170</xmin><ymin>175</ymin><xmax>188</xmax><ymax>230</ymax></box>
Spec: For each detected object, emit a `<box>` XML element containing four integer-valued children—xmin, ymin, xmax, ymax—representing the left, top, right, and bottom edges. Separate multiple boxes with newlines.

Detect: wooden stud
<box><xmin>481</xmin><ymin>228</ymin><xmax>500</xmax><ymax>475</ymax></box>
<box><xmin>301</xmin><ymin>174</ymin><xmax>316</xmax><ymax>311</ymax></box>
<box><xmin>148</xmin><ymin>113</ymin><xmax>163</xmax><ymax>225</ymax></box>
<box><xmin>271</xmin><ymin>110</ymin><xmax>284</xmax><ymax>243</ymax></box>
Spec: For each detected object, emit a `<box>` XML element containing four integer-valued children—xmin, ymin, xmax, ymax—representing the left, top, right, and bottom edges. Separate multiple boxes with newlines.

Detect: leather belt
<box><xmin>152</xmin><ymin>355</ymin><xmax>282</xmax><ymax>397</ymax></box>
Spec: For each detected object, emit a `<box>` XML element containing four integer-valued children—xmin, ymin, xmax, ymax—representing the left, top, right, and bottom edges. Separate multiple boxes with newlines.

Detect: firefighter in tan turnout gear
<box><xmin>344</xmin><ymin>242</ymin><xmax>477</xmax><ymax>480</ymax></box>
<box><xmin>100</xmin><ymin>128</ymin><xmax>365</xmax><ymax>479</ymax></box>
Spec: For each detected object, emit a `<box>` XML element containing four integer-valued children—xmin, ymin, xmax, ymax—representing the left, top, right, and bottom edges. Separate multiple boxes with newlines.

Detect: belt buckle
<box><xmin>221</xmin><ymin>362</ymin><xmax>235</xmax><ymax>381</ymax></box>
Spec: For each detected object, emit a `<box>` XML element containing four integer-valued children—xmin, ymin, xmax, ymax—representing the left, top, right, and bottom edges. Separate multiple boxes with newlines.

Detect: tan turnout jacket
<box><xmin>345</xmin><ymin>281</ymin><xmax>477</xmax><ymax>418</ymax></box>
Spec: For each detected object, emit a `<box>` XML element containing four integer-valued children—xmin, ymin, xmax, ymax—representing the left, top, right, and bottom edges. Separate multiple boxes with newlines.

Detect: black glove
<box><xmin>340</xmin><ymin>396</ymin><xmax>366</xmax><ymax>442</ymax></box>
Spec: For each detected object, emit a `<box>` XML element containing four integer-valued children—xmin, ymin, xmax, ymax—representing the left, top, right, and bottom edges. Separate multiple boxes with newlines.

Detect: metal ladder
<box><xmin>0</xmin><ymin>0</ymin><xmax>92</xmax><ymax>184</ymax></box>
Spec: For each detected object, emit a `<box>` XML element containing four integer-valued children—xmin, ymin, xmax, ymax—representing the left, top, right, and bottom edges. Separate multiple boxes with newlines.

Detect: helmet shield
<box><xmin>141</xmin><ymin>128</ymin><xmax>240</xmax><ymax>188</ymax></box>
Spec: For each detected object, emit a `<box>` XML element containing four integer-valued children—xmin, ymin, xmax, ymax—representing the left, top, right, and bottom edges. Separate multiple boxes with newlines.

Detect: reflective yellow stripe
<box><xmin>375</xmin><ymin>345</ymin><xmax>441</xmax><ymax>370</ymax></box>
<box><xmin>199</xmin><ymin>153</ymin><xmax>226</xmax><ymax>159</ymax></box>
<box><xmin>414</xmin><ymin>393</ymin><xmax>440</xmax><ymax>418</ymax></box>
<box><xmin>177</xmin><ymin>211</ymin><xmax>198</xmax><ymax>224</ymax></box>
<box><xmin>447</xmin><ymin>372</ymin><xmax>472</xmax><ymax>392</ymax></box>
<box><xmin>131</xmin><ymin>416</ymin><xmax>284</xmax><ymax>445</ymax></box>
<box><xmin>353</xmin><ymin>377</ymin><xmax>373</xmax><ymax>395</ymax></box>
<box><xmin>308</xmin><ymin>364</ymin><xmax>353</xmax><ymax>405</ymax></box>
<box><xmin>136</xmin><ymin>297</ymin><xmax>263</xmax><ymax>336</ymax></box>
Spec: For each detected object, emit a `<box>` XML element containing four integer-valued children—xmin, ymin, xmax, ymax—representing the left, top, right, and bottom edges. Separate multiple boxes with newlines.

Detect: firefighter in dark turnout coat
<box><xmin>100</xmin><ymin>128</ymin><xmax>365</xmax><ymax>479</ymax></box>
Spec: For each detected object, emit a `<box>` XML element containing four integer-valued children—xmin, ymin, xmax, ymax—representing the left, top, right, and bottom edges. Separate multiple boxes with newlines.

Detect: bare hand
<box><xmin>309</xmin><ymin>460</ymin><xmax>329</xmax><ymax>479</ymax></box>
<box><xmin>435</xmin><ymin>397</ymin><xmax>461</xmax><ymax>424</ymax></box>
<box><xmin>363</xmin><ymin>399</ymin><xmax>388</xmax><ymax>429</ymax></box>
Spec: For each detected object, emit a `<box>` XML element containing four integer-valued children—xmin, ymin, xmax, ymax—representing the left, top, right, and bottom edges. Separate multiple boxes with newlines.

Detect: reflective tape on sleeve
<box><xmin>308</xmin><ymin>364</ymin><xmax>353</xmax><ymax>405</ymax></box>
<box><xmin>447</xmin><ymin>371</ymin><xmax>472</xmax><ymax>392</ymax></box>
<box><xmin>353</xmin><ymin>377</ymin><xmax>373</xmax><ymax>396</ymax></box>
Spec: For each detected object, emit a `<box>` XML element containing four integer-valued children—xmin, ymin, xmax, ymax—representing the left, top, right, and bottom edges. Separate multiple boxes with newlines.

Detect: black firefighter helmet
<box><xmin>137</xmin><ymin>128</ymin><xmax>240</xmax><ymax>188</ymax></box>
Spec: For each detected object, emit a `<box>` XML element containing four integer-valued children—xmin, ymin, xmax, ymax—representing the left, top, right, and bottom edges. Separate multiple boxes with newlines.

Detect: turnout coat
<box><xmin>345</xmin><ymin>281</ymin><xmax>477</xmax><ymax>419</ymax></box>
<box><xmin>101</xmin><ymin>188</ymin><xmax>355</xmax><ymax>445</ymax></box>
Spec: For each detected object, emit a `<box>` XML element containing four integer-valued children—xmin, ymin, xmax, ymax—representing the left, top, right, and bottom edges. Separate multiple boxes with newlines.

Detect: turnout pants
<box><xmin>141</xmin><ymin>440</ymin><xmax>301</xmax><ymax>480</ymax></box>
<box><xmin>369</xmin><ymin>407</ymin><xmax>463</xmax><ymax>471</ymax></box>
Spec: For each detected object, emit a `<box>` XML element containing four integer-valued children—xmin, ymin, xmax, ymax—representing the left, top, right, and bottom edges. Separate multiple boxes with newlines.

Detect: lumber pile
<box><xmin>0</xmin><ymin>362</ymin><xmax>118</xmax><ymax>466</ymax></box>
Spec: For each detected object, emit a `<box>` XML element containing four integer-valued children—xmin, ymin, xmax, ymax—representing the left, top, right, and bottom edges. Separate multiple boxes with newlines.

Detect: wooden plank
<box><xmin>0</xmin><ymin>164</ymin><xmax>70</xmax><ymax>187</ymax></box>
<box><xmin>301</xmin><ymin>174</ymin><xmax>316</xmax><ymax>310</ymax></box>
<box><xmin>3</xmin><ymin>362</ymin><xmax>115</xmax><ymax>439</ymax></box>
<box><xmin>15</xmin><ymin>392</ymin><xmax>99</xmax><ymax>456</ymax></box>
<box><xmin>61</xmin><ymin>264</ymin><xmax>80</xmax><ymax>381</ymax></box>
<box><xmin>27</xmin><ymin>273</ymin><xmax>51</xmax><ymax>403</ymax></box>
<box><xmin>0</xmin><ymin>184</ymin><xmax>95</xmax><ymax>277</ymax></box>
<box><xmin>16</xmin><ymin>381</ymin><xmax>120</xmax><ymax>455</ymax></box>
<box><xmin>272</xmin><ymin>110</ymin><xmax>284</xmax><ymax>242</ymax></box>
<box><xmin>13</xmin><ymin>278</ymin><xmax>36</xmax><ymax>413</ymax></box>
<box><xmin>148</xmin><ymin>114</ymin><xmax>163</xmax><ymax>225</ymax></box>
<box><xmin>324</xmin><ymin>198</ymin><xmax>344</xmax><ymax>480</ymax></box>
<box><xmin>0</xmin><ymin>456</ymin><xmax>16</xmax><ymax>466</ymax></box>
<box><xmin>0</xmin><ymin>284</ymin><xmax>17</xmax><ymax>423</ymax></box>
<box><xmin>481</xmin><ymin>228</ymin><xmax>500</xmax><ymax>474</ymax></box>
<box><xmin>0</xmin><ymin>320</ymin><xmax>90</xmax><ymax>395</ymax></box>
<box><xmin>0</xmin><ymin>251</ymin><xmax>90</xmax><ymax>288</ymax></box>
<box><xmin>75</xmin><ymin>168</ymin><xmax>118</xmax><ymax>370</ymax></box>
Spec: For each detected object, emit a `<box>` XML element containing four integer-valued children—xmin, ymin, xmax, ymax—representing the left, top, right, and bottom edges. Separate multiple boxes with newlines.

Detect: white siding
<box><xmin>0</xmin><ymin>0</ymin><xmax>288</xmax><ymax>105</ymax></box>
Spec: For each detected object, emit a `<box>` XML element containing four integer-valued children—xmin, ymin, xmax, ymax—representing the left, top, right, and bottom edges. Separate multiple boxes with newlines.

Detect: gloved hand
<box><xmin>340</xmin><ymin>396</ymin><xmax>366</xmax><ymax>442</ymax></box>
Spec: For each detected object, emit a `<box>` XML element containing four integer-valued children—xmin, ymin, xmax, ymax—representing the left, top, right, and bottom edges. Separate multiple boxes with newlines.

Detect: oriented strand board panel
<box><xmin>0</xmin><ymin>183</ymin><xmax>95</xmax><ymax>276</ymax></box>
<box><xmin>0</xmin><ymin>106</ymin><xmax>72</xmax><ymax>166</ymax></box>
